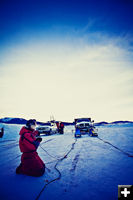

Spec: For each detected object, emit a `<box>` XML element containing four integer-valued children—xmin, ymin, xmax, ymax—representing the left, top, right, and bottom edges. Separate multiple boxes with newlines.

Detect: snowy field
<box><xmin>0</xmin><ymin>123</ymin><xmax>133</xmax><ymax>200</ymax></box>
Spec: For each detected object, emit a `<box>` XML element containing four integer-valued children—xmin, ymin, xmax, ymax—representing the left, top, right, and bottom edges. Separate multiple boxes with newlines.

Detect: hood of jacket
<box><xmin>19</xmin><ymin>126</ymin><xmax>33</xmax><ymax>135</ymax></box>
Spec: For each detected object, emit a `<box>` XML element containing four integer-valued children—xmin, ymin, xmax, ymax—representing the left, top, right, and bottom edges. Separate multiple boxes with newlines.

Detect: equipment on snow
<box><xmin>74</xmin><ymin>118</ymin><xmax>98</xmax><ymax>138</ymax></box>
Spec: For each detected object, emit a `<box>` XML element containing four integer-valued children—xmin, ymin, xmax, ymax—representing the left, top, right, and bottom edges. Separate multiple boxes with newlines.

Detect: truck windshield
<box><xmin>85</xmin><ymin>123</ymin><xmax>90</xmax><ymax>127</ymax></box>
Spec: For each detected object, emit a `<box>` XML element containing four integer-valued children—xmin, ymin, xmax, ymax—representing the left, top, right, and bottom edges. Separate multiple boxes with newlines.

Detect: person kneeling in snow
<box><xmin>16</xmin><ymin>119</ymin><xmax>45</xmax><ymax>177</ymax></box>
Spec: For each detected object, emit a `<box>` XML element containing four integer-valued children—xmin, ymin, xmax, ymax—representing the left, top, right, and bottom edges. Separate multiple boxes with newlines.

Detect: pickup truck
<box><xmin>36</xmin><ymin>124</ymin><xmax>58</xmax><ymax>135</ymax></box>
<box><xmin>74</xmin><ymin>118</ymin><xmax>98</xmax><ymax>137</ymax></box>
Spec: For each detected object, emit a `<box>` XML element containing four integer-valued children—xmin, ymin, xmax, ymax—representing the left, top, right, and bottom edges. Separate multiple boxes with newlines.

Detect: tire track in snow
<box><xmin>70</xmin><ymin>153</ymin><xmax>80</xmax><ymax>173</ymax></box>
<box><xmin>68</xmin><ymin>138</ymin><xmax>89</xmax><ymax>188</ymax></box>
<box><xmin>63</xmin><ymin>138</ymin><xmax>89</xmax><ymax>193</ymax></box>
<box><xmin>69</xmin><ymin>152</ymin><xmax>80</xmax><ymax>188</ymax></box>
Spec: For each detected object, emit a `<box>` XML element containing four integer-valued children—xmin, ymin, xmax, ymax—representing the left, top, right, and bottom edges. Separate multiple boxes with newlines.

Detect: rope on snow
<box><xmin>97</xmin><ymin>136</ymin><xmax>133</xmax><ymax>158</ymax></box>
<box><xmin>35</xmin><ymin>138</ymin><xmax>77</xmax><ymax>200</ymax></box>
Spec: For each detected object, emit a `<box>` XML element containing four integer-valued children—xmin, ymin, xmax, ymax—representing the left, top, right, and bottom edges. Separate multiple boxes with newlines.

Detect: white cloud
<box><xmin>0</xmin><ymin>36</ymin><xmax>133</xmax><ymax>122</ymax></box>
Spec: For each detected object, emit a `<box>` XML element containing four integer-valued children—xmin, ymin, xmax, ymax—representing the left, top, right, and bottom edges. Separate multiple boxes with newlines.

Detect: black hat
<box><xmin>26</xmin><ymin>119</ymin><xmax>37</xmax><ymax>128</ymax></box>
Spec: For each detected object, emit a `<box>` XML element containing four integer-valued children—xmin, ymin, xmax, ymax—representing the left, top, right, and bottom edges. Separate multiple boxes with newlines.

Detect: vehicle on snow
<box><xmin>36</xmin><ymin>123</ymin><xmax>58</xmax><ymax>135</ymax></box>
<box><xmin>74</xmin><ymin>118</ymin><xmax>98</xmax><ymax>138</ymax></box>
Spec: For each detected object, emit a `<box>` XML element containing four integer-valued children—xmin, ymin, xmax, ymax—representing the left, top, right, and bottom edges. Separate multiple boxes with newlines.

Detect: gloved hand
<box><xmin>36</xmin><ymin>130</ymin><xmax>40</xmax><ymax>136</ymax></box>
<box><xmin>36</xmin><ymin>137</ymin><xmax>42</xmax><ymax>142</ymax></box>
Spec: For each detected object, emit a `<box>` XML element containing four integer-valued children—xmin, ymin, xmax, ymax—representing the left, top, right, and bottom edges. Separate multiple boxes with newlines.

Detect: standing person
<box><xmin>16</xmin><ymin>119</ymin><xmax>45</xmax><ymax>177</ymax></box>
<box><xmin>58</xmin><ymin>122</ymin><xmax>61</xmax><ymax>134</ymax></box>
<box><xmin>56</xmin><ymin>121</ymin><xmax>60</xmax><ymax>133</ymax></box>
<box><xmin>0</xmin><ymin>127</ymin><xmax>4</xmax><ymax>138</ymax></box>
<box><xmin>60</xmin><ymin>122</ymin><xmax>64</xmax><ymax>134</ymax></box>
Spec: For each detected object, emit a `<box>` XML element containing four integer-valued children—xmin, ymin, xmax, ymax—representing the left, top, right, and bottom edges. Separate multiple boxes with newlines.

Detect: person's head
<box><xmin>26</xmin><ymin>119</ymin><xmax>37</xmax><ymax>130</ymax></box>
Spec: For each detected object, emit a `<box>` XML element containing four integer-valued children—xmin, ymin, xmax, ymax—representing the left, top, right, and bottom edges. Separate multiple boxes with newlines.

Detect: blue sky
<box><xmin>0</xmin><ymin>0</ymin><xmax>133</xmax><ymax>122</ymax></box>
<box><xmin>0</xmin><ymin>0</ymin><xmax>133</xmax><ymax>47</ymax></box>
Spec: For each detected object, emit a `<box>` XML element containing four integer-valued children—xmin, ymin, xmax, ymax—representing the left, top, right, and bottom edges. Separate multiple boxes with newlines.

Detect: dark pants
<box><xmin>59</xmin><ymin>128</ymin><xmax>64</xmax><ymax>134</ymax></box>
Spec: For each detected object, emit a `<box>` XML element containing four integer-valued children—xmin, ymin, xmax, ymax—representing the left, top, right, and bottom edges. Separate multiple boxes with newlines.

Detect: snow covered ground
<box><xmin>0</xmin><ymin>123</ymin><xmax>133</xmax><ymax>200</ymax></box>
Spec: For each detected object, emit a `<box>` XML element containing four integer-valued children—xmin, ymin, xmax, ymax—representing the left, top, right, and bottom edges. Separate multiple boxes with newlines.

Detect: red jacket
<box><xmin>19</xmin><ymin>126</ymin><xmax>39</xmax><ymax>153</ymax></box>
<box><xmin>56</xmin><ymin>122</ymin><xmax>59</xmax><ymax>128</ymax></box>
<box><xmin>17</xmin><ymin>126</ymin><xmax>45</xmax><ymax>177</ymax></box>
<box><xmin>60</xmin><ymin>123</ymin><xmax>64</xmax><ymax>128</ymax></box>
